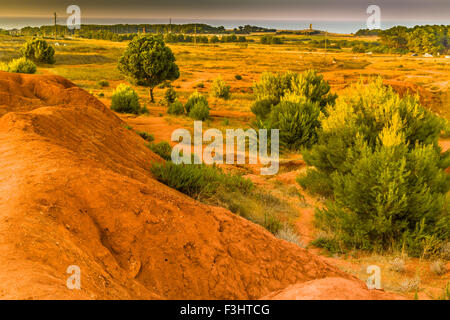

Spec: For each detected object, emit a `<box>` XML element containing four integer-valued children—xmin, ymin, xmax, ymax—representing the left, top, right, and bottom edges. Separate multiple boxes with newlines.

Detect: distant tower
<box><xmin>309</xmin><ymin>23</ymin><xmax>312</xmax><ymax>31</ymax></box>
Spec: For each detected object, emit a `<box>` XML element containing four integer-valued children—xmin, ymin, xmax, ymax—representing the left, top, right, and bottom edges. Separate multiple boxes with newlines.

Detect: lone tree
<box><xmin>118</xmin><ymin>35</ymin><xmax>180</xmax><ymax>102</ymax></box>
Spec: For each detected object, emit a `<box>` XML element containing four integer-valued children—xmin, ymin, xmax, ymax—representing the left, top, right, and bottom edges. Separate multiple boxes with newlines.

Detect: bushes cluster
<box><xmin>0</xmin><ymin>57</ymin><xmax>37</xmax><ymax>74</ymax></box>
<box><xmin>20</xmin><ymin>39</ymin><xmax>55</xmax><ymax>64</ymax></box>
<box><xmin>164</xmin><ymin>86</ymin><xmax>177</xmax><ymax>105</ymax></box>
<box><xmin>98</xmin><ymin>80</ymin><xmax>110</xmax><ymax>87</ymax></box>
<box><xmin>184</xmin><ymin>92</ymin><xmax>210</xmax><ymax>120</ymax></box>
<box><xmin>110</xmin><ymin>84</ymin><xmax>141</xmax><ymax>114</ymax></box>
<box><xmin>251</xmin><ymin>69</ymin><xmax>336</xmax><ymax>150</ymax></box>
<box><xmin>147</xmin><ymin>141</ymin><xmax>173</xmax><ymax>160</ymax></box>
<box><xmin>270</xmin><ymin>99</ymin><xmax>321</xmax><ymax>149</ymax></box>
<box><xmin>136</xmin><ymin>130</ymin><xmax>154</xmax><ymax>142</ymax></box>
<box><xmin>164</xmin><ymin>33</ymin><xmax>247</xmax><ymax>44</ymax></box>
<box><xmin>189</xmin><ymin>100</ymin><xmax>210</xmax><ymax>121</ymax></box>
<box><xmin>168</xmin><ymin>100</ymin><xmax>185</xmax><ymax>115</ymax></box>
<box><xmin>260</xmin><ymin>35</ymin><xmax>283</xmax><ymax>45</ymax></box>
<box><xmin>297</xmin><ymin>78</ymin><xmax>449</xmax><ymax>257</ymax></box>
<box><xmin>184</xmin><ymin>91</ymin><xmax>207</xmax><ymax>113</ymax></box>
<box><xmin>211</xmin><ymin>76</ymin><xmax>231</xmax><ymax>100</ymax></box>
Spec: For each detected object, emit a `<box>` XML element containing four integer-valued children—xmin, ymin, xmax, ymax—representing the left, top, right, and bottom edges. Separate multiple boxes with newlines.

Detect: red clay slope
<box><xmin>0</xmin><ymin>72</ymin><xmax>399</xmax><ymax>300</ymax></box>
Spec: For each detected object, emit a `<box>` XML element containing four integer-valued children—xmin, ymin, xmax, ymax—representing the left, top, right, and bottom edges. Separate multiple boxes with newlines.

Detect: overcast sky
<box><xmin>0</xmin><ymin>0</ymin><xmax>449</xmax><ymax>21</ymax></box>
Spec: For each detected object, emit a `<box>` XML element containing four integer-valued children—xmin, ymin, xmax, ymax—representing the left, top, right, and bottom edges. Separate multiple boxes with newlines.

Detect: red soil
<box><xmin>262</xmin><ymin>277</ymin><xmax>403</xmax><ymax>300</ymax></box>
<box><xmin>0</xmin><ymin>71</ymin><xmax>402</xmax><ymax>300</ymax></box>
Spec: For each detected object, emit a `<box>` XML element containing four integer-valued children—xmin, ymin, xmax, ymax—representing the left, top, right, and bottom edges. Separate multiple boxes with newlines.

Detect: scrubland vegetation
<box><xmin>1</xmin><ymin>24</ymin><xmax>448</xmax><ymax>298</ymax></box>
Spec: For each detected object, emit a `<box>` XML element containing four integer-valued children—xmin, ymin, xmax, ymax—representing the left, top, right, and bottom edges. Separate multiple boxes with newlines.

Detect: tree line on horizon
<box><xmin>13</xmin><ymin>23</ymin><xmax>274</xmax><ymax>38</ymax></box>
<box><xmin>356</xmin><ymin>25</ymin><xmax>449</xmax><ymax>55</ymax></box>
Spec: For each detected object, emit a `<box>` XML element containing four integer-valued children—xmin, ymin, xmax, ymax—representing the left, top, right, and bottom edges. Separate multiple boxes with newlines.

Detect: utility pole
<box><xmin>54</xmin><ymin>12</ymin><xmax>57</xmax><ymax>40</ymax></box>
<box><xmin>169</xmin><ymin>18</ymin><xmax>172</xmax><ymax>33</ymax></box>
<box><xmin>194</xmin><ymin>25</ymin><xmax>197</xmax><ymax>45</ymax></box>
<box><xmin>324</xmin><ymin>30</ymin><xmax>328</xmax><ymax>60</ymax></box>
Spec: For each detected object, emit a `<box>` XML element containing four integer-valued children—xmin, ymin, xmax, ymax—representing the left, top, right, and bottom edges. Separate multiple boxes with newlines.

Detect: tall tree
<box><xmin>118</xmin><ymin>35</ymin><xmax>180</xmax><ymax>102</ymax></box>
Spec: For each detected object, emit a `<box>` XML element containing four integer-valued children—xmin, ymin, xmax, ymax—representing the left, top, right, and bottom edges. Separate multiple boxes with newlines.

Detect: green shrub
<box><xmin>283</xmin><ymin>69</ymin><xmax>337</xmax><ymax>111</ymax></box>
<box><xmin>164</xmin><ymin>86</ymin><xmax>177</xmax><ymax>105</ymax></box>
<box><xmin>110</xmin><ymin>84</ymin><xmax>140</xmax><ymax>114</ymax></box>
<box><xmin>20</xmin><ymin>39</ymin><xmax>55</xmax><ymax>64</ymax></box>
<box><xmin>264</xmin><ymin>213</ymin><xmax>283</xmax><ymax>234</ymax></box>
<box><xmin>0</xmin><ymin>62</ymin><xmax>9</xmax><ymax>72</ymax></box>
<box><xmin>260</xmin><ymin>35</ymin><xmax>283</xmax><ymax>45</ymax></box>
<box><xmin>439</xmin><ymin>283</ymin><xmax>450</xmax><ymax>300</ymax></box>
<box><xmin>184</xmin><ymin>91</ymin><xmax>208</xmax><ymax>114</ymax></box>
<box><xmin>211</xmin><ymin>76</ymin><xmax>231</xmax><ymax>99</ymax></box>
<box><xmin>252</xmin><ymin>69</ymin><xmax>336</xmax><ymax>115</ymax></box>
<box><xmin>235</xmin><ymin>74</ymin><xmax>243</xmax><ymax>80</ymax></box>
<box><xmin>250</xmin><ymin>99</ymin><xmax>272</xmax><ymax>120</ymax></box>
<box><xmin>98</xmin><ymin>80</ymin><xmax>110</xmax><ymax>87</ymax></box>
<box><xmin>136</xmin><ymin>130</ymin><xmax>154</xmax><ymax>142</ymax></box>
<box><xmin>210</xmin><ymin>36</ymin><xmax>220</xmax><ymax>43</ymax></box>
<box><xmin>168</xmin><ymin>100</ymin><xmax>185</xmax><ymax>115</ymax></box>
<box><xmin>151</xmin><ymin>162</ymin><xmax>253</xmax><ymax>199</ymax></box>
<box><xmin>189</xmin><ymin>100</ymin><xmax>210</xmax><ymax>121</ymax></box>
<box><xmin>147</xmin><ymin>141</ymin><xmax>172</xmax><ymax>160</ymax></box>
<box><xmin>6</xmin><ymin>57</ymin><xmax>37</xmax><ymax>74</ymax></box>
<box><xmin>251</xmin><ymin>70</ymin><xmax>335</xmax><ymax>150</ymax></box>
<box><xmin>441</xmin><ymin>119</ymin><xmax>450</xmax><ymax>139</ymax></box>
<box><xmin>298</xmin><ymin>78</ymin><xmax>450</xmax><ymax>257</ymax></box>
<box><xmin>253</xmin><ymin>71</ymin><xmax>299</xmax><ymax>106</ymax></box>
<box><xmin>269</xmin><ymin>99</ymin><xmax>321</xmax><ymax>150</ymax></box>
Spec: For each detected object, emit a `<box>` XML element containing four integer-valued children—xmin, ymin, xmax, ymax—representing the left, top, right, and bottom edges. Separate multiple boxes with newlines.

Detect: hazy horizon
<box><xmin>0</xmin><ymin>0</ymin><xmax>449</xmax><ymax>33</ymax></box>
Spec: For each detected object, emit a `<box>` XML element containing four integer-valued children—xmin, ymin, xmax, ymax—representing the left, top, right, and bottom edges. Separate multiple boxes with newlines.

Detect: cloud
<box><xmin>0</xmin><ymin>0</ymin><xmax>448</xmax><ymax>20</ymax></box>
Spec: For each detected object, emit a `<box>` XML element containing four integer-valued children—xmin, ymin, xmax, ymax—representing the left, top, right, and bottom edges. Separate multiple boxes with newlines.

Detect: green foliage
<box><xmin>211</xmin><ymin>76</ymin><xmax>231</xmax><ymax>99</ymax></box>
<box><xmin>147</xmin><ymin>141</ymin><xmax>173</xmax><ymax>160</ymax></box>
<box><xmin>20</xmin><ymin>39</ymin><xmax>55</xmax><ymax>64</ymax></box>
<box><xmin>5</xmin><ymin>57</ymin><xmax>37</xmax><ymax>74</ymax></box>
<box><xmin>251</xmin><ymin>70</ymin><xmax>336</xmax><ymax>150</ymax></box>
<box><xmin>168</xmin><ymin>100</ymin><xmax>185</xmax><ymax>115</ymax></box>
<box><xmin>0</xmin><ymin>62</ymin><xmax>8</xmax><ymax>72</ymax></box>
<box><xmin>441</xmin><ymin>119</ymin><xmax>450</xmax><ymax>139</ymax></box>
<box><xmin>252</xmin><ymin>70</ymin><xmax>336</xmax><ymax>112</ymax></box>
<box><xmin>118</xmin><ymin>35</ymin><xmax>180</xmax><ymax>102</ymax></box>
<box><xmin>164</xmin><ymin>86</ymin><xmax>177</xmax><ymax>105</ymax></box>
<box><xmin>110</xmin><ymin>84</ymin><xmax>141</xmax><ymax>114</ymax></box>
<box><xmin>269</xmin><ymin>100</ymin><xmax>321</xmax><ymax>150</ymax></box>
<box><xmin>250</xmin><ymin>99</ymin><xmax>273</xmax><ymax>120</ymax></box>
<box><xmin>380</xmin><ymin>25</ymin><xmax>449</xmax><ymax>55</ymax></box>
<box><xmin>298</xmin><ymin>78</ymin><xmax>450</xmax><ymax>257</ymax></box>
<box><xmin>136</xmin><ymin>130</ymin><xmax>154</xmax><ymax>142</ymax></box>
<box><xmin>311</xmin><ymin>236</ymin><xmax>343</xmax><ymax>254</ymax></box>
<box><xmin>151</xmin><ymin>162</ymin><xmax>253</xmax><ymax>199</ymax></box>
<box><xmin>185</xmin><ymin>91</ymin><xmax>208</xmax><ymax>114</ymax></box>
<box><xmin>260</xmin><ymin>35</ymin><xmax>283</xmax><ymax>45</ymax></box>
<box><xmin>98</xmin><ymin>80</ymin><xmax>110</xmax><ymax>87</ymax></box>
<box><xmin>210</xmin><ymin>35</ymin><xmax>220</xmax><ymax>43</ymax></box>
<box><xmin>189</xmin><ymin>100</ymin><xmax>210</xmax><ymax>121</ymax></box>
<box><xmin>252</xmin><ymin>71</ymin><xmax>299</xmax><ymax>106</ymax></box>
<box><xmin>235</xmin><ymin>74</ymin><xmax>242</xmax><ymax>80</ymax></box>
<box><xmin>439</xmin><ymin>283</ymin><xmax>450</xmax><ymax>300</ymax></box>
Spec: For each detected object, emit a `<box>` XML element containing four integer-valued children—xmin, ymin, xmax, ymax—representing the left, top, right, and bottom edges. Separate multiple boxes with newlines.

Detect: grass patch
<box><xmin>151</xmin><ymin>161</ymin><xmax>298</xmax><ymax>235</ymax></box>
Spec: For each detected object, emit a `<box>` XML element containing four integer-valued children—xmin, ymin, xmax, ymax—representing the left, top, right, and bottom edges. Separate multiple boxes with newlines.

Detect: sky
<box><xmin>0</xmin><ymin>0</ymin><xmax>448</xmax><ymax>31</ymax></box>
